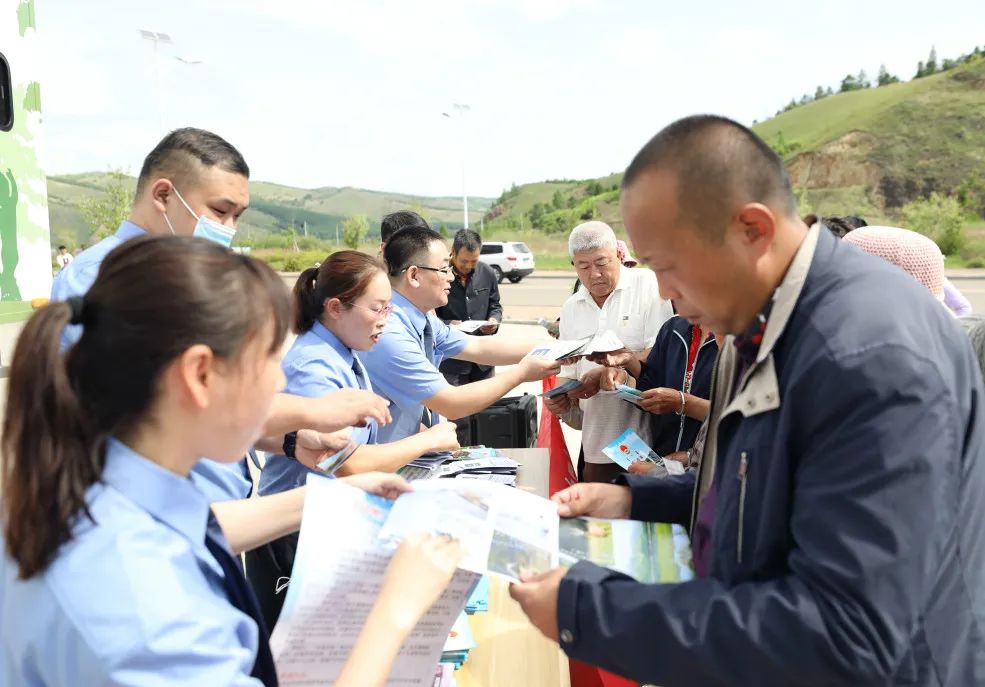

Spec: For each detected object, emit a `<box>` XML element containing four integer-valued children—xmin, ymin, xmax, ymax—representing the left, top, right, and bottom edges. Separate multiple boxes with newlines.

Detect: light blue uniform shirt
<box><xmin>0</xmin><ymin>439</ymin><xmax>261</xmax><ymax>686</ymax></box>
<box><xmin>49</xmin><ymin>220</ymin><xmax>252</xmax><ymax>503</ymax></box>
<box><xmin>360</xmin><ymin>291</ymin><xmax>468</xmax><ymax>443</ymax></box>
<box><xmin>259</xmin><ymin>322</ymin><xmax>376</xmax><ymax>496</ymax></box>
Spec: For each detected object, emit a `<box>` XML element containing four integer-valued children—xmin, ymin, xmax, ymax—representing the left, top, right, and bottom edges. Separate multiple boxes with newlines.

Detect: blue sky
<box><xmin>35</xmin><ymin>0</ymin><xmax>985</xmax><ymax>198</ymax></box>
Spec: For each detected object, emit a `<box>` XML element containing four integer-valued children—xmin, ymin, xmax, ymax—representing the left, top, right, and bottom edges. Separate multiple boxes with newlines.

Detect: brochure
<box><xmin>558</xmin><ymin>518</ymin><xmax>694</xmax><ymax>583</ymax></box>
<box><xmin>543</xmin><ymin>378</ymin><xmax>584</xmax><ymax>399</ymax></box>
<box><xmin>614</xmin><ymin>383</ymin><xmax>645</xmax><ymax>406</ymax></box>
<box><xmin>527</xmin><ymin>330</ymin><xmax>625</xmax><ymax>362</ymax></box>
<box><xmin>453</xmin><ymin>320</ymin><xmax>492</xmax><ymax>333</ymax></box>
<box><xmin>602</xmin><ymin>428</ymin><xmax>664</xmax><ymax>471</ymax></box>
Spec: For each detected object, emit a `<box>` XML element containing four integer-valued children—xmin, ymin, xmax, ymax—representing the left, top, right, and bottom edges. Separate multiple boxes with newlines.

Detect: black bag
<box><xmin>470</xmin><ymin>393</ymin><xmax>538</xmax><ymax>449</ymax></box>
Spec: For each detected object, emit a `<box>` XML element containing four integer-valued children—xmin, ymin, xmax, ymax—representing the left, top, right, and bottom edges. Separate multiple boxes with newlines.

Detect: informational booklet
<box><xmin>615</xmin><ymin>383</ymin><xmax>645</xmax><ymax>406</ymax></box>
<box><xmin>272</xmin><ymin>475</ymin><xmax>694</xmax><ymax>684</ymax></box>
<box><xmin>270</xmin><ymin>477</ymin><xmax>480</xmax><ymax>687</ymax></box>
<box><xmin>453</xmin><ymin>320</ymin><xmax>492</xmax><ymax>333</ymax></box>
<box><xmin>602</xmin><ymin>428</ymin><xmax>664</xmax><ymax>470</ymax></box>
<box><xmin>558</xmin><ymin>518</ymin><xmax>694</xmax><ymax>583</ymax></box>
<box><xmin>543</xmin><ymin>378</ymin><xmax>584</xmax><ymax>398</ymax></box>
<box><xmin>528</xmin><ymin>330</ymin><xmax>625</xmax><ymax>362</ymax></box>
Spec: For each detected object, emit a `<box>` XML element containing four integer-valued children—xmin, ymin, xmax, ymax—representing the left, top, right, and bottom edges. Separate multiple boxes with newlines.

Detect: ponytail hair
<box><xmin>293</xmin><ymin>251</ymin><xmax>386</xmax><ymax>334</ymax></box>
<box><xmin>2</xmin><ymin>236</ymin><xmax>291</xmax><ymax>579</ymax></box>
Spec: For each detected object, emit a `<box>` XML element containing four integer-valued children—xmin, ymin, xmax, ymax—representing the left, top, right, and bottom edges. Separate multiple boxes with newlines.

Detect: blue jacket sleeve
<box><xmin>557</xmin><ymin>344</ymin><xmax>961</xmax><ymax>686</ymax></box>
<box><xmin>615</xmin><ymin>472</ymin><xmax>694</xmax><ymax>525</ymax></box>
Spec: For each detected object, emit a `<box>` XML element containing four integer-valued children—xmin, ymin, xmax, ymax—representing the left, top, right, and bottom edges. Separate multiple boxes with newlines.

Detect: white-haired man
<box><xmin>543</xmin><ymin>221</ymin><xmax>673</xmax><ymax>482</ymax></box>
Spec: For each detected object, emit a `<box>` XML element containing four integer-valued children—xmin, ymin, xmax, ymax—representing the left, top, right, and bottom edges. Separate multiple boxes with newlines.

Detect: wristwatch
<box><xmin>283</xmin><ymin>431</ymin><xmax>298</xmax><ymax>460</ymax></box>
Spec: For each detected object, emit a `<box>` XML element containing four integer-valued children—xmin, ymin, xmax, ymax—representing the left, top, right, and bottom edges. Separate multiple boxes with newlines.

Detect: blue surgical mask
<box><xmin>162</xmin><ymin>187</ymin><xmax>237</xmax><ymax>248</ymax></box>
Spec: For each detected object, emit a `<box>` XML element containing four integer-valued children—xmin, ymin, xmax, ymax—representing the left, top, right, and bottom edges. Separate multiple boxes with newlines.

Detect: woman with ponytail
<box><xmin>1</xmin><ymin>236</ymin><xmax>461</xmax><ymax>686</ymax></box>
<box><xmin>250</xmin><ymin>250</ymin><xmax>460</xmax><ymax>626</ymax></box>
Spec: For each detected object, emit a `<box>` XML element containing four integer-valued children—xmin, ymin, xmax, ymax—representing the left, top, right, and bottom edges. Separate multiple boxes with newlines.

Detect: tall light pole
<box><xmin>442</xmin><ymin>103</ymin><xmax>471</xmax><ymax>229</ymax></box>
<box><xmin>139</xmin><ymin>30</ymin><xmax>172</xmax><ymax>134</ymax></box>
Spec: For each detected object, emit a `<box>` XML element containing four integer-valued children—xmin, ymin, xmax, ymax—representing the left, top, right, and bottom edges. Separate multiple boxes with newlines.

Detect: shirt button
<box><xmin>560</xmin><ymin>629</ymin><xmax>575</xmax><ymax>644</ymax></box>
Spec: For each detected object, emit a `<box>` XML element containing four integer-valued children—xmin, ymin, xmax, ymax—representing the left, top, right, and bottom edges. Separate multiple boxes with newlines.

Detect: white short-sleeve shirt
<box><xmin>560</xmin><ymin>267</ymin><xmax>674</xmax><ymax>464</ymax></box>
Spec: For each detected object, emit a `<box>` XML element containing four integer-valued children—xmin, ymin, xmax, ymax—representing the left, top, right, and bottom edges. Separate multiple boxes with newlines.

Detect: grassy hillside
<box><xmin>47</xmin><ymin>173</ymin><xmax>493</xmax><ymax>249</ymax></box>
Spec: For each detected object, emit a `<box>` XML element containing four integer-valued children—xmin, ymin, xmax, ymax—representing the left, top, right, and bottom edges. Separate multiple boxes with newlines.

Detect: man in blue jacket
<box><xmin>511</xmin><ymin>115</ymin><xmax>985</xmax><ymax>685</ymax></box>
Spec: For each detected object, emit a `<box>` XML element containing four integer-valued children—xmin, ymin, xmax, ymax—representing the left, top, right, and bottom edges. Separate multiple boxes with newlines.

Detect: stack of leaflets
<box><xmin>440</xmin><ymin>613</ymin><xmax>475</xmax><ymax>670</ymax></box>
<box><xmin>543</xmin><ymin>378</ymin><xmax>584</xmax><ymax>399</ymax></box>
<box><xmin>272</xmin><ymin>476</ymin><xmax>693</xmax><ymax>686</ymax></box>
<box><xmin>527</xmin><ymin>330</ymin><xmax>624</xmax><ymax>361</ymax></box>
<box><xmin>602</xmin><ymin>429</ymin><xmax>686</xmax><ymax>476</ymax></box>
<box><xmin>464</xmin><ymin>575</ymin><xmax>489</xmax><ymax>614</ymax></box>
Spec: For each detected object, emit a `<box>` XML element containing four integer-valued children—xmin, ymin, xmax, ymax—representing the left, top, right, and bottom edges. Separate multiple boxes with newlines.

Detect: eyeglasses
<box><xmin>347</xmin><ymin>302</ymin><xmax>394</xmax><ymax>320</ymax></box>
<box><xmin>402</xmin><ymin>264</ymin><xmax>453</xmax><ymax>276</ymax></box>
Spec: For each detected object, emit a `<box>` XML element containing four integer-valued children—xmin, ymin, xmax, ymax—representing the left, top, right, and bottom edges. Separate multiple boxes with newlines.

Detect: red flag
<box><xmin>538</xmin><ymin>378</ymin><xmax>636</xmax><ymax>687</ymax></box>
<box><xmin>537</xmin><ymin>376</ymin><xmax>577</xmax><ymax>496</ymax></box>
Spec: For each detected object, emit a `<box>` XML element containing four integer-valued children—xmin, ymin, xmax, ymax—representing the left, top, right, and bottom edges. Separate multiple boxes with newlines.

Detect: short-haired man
<box><xmin>379</xmin><ymin>209</ymin><xmax>429</xmax><ymax>254</ymax></box>
<box><xmin>52</xmin><ymin>128</ymin><xmax>388</xmax><ymax>502</ymax></box>
<box><xmin>362</xmin><ymin>225</ymin><xmax>560</xmax><ymax>443</ymax></box>
<box><xmin>436</xmin><ymin>228</ymin><xmax>503</xmax><ymax>387</ymax></box>
<box><xmin>543</xmin><ymin>221</ymin><xmax>673</xmax><ymax>483</ymax></box>
<box><xmin>511</xmin><ymin>115</ymin><xmax>985</xmax><ymax>685</ymax></box>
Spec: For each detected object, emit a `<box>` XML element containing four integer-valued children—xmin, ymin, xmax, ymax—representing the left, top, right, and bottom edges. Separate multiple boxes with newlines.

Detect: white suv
<box><xmin>479</xmin><ymin>241</ymin><xmax>535</xmax><ymax>283</ymax></box>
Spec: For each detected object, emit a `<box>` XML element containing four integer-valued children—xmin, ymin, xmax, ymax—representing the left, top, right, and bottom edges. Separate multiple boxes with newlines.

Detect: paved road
<box><xmin>281</xmin><ymin>272</ymin><xmax>985</xmax><ymax>323</ymax></box>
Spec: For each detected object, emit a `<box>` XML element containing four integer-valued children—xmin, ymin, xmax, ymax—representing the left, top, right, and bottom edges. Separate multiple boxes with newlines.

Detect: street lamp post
<box><xmin>442</xmin><ymin>103</ymin><xmax>471</xmax><ymax>230</ymax></box>
<box><xmin>138</xmin><ymin>30</ymin><xmax>172</xmax><ymax>134</ymax></box>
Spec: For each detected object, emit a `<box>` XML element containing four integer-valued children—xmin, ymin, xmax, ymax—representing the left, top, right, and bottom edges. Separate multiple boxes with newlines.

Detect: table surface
<box><xmin>454</xmin><ymin>448</ymin><xmax>571</xmax><ymax>687</ymax></box>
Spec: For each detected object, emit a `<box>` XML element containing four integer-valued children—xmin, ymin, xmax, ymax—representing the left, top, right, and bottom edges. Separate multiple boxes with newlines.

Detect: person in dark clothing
<box><xmin>591</xmin><ymin>315</ymin><xmax>718</xmax><ymax>467</ymax></box>
<box><xmin>510</xmin><ymin>114</ymin><xmax>985</xmax><ymax>686</ymax></box>
<box><xmin>436</xmin><ymin>229</ymin><xmax>503</xmax><ymax>387</ymax></box>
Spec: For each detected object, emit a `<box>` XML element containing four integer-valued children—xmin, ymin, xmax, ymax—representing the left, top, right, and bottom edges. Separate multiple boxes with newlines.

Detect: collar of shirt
<box><xmin>100</xmin><ymin>438</ymin><xmax>211</xmax><ymax>555</ymax></box>
<box><xmin>310</xmin><ymin>320</ymin><xmax>355</xmax><ymax>367</ymax></box>
<box><xmin>733</xmin><ymin>297</ymin><xmax>775</xmax><ymax>368</ymax></box>
<box><xmin>391</xmin><ymin>290</ymin><xmax>430</xmax><ymax>338</ymax></box>
<box><xmin>572</xmin><ymin>265</ymin><xmax>628</xmax><ymax>305</ymax></box>
<box><xmin>116</xmin><ymin>220</ymin><xmax>149</xmax><ymax>242</ymax></box>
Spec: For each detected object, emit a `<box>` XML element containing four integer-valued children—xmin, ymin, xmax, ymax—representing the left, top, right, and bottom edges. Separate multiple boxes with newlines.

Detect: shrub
<box><xmin>902</xmin><ymin>192</ymin><xmax>967</xmax><ymax>255</ymax></box>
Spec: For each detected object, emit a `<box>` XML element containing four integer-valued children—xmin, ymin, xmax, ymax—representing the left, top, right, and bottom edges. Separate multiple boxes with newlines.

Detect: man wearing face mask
<box><xmin>51</xmin><ymin>128</ymin><xmax>392</xmax><ymax>506</ymax></box>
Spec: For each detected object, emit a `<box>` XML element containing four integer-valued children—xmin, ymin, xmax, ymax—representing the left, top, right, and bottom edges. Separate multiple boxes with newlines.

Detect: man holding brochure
<box><xmin>511</xmin><ymin>115</ymin><xmax>985</xmax><ymax>685</ymax></box>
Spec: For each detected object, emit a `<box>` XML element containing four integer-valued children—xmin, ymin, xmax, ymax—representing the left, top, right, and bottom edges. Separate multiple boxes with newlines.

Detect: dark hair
<box><xmin>842</xmin><ymin>215</ymin><xmax>868</xmax><ymax>230</ymax></box>
<box><xmin>623</xmin><ymin>115</ymin><xmax>797</xmax><ymax>238</ymax></box>
<box><xmin>383</xmin><ymin>225</ymin><xmax>445</xmax><ymax>276</ymax></box>
<box><xmin>58</xmin><ymin>245</ymin><xmax>67</xmax><ymax>251</ymax></box>
<box><xmin>1</xmin><ymin>236</ymin><xmax>290</xmax><ymax>579</ymax></box>
<box><xmin>802</xmin><ymin>214</ymin><xmax>818</xmax><ymax>227</ymax></box>
<box><xmin>380</xmin><ymin>211</ymin><xmax>429</xmax><ymax>244</ymax></box>
<box><xmin>135</xmin><ymin>127</ymin><xmax>249</xmax><ymax>198</ymax></box>
<box><xmin>294</xmin><ymin>250</ymin><xmax>386</xmax><ymax>333</ymax></box>
<box><xmin>452</xmin><ymin>229</ymin><xmax>482</xmax><ymax>254</ymax></box>
<box><xmin>820</xmin><ymin>216</ymin><xmax>856</xmax><ymax>239</ymax></box>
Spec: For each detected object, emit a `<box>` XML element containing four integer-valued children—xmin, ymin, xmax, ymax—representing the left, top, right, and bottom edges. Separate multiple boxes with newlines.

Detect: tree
<box><xmin>877</xmin><ymin>64</ymin><xmax>900</xmax><ymax>86</ymax></box>
<box><xmin>926</xmin><ymin>46</ymin><xmax>938</xmax><ymax>74</ymax></box>
<box><xmin>79</xmin><ymin>170</ymin><xmax>132</xmax><ymax>241</ymax></box>
<box><xmin>856</xmin><ymin>70</ymin><xmax>870</xmax><ymax>88</ymax></box>
<box><xmin>341</xmin><ymin>214</ymin><xmax>369</xmax><ymax>249</ymax></box>
<box><xmin>958</xmin><ymin>175</ymin><xmax>985</xmax><ymax>220</ymax></box>
<box><xmin>551</xmin><ymin>190</ymin><xmax>564</xmax><ymax>209</ymax></box>
<box><xmin>825</xmin><ymin>86</ymin><xmax>834</xmax><ymax>96</ymax></box>
<box><xmin>814</xmin><ymin>85</ymin><xmax>827</xmax><ymax>100</ymax></box>
<box><xmin>902</xmin><ymin>192</ymin><xmax>966</xmax><ymax>255</ymax></box>
<box><xmin>839</xmin><ymin>73</ymin><xmax>860</xmax><ymax>92</ymax></box>
<box><xmin>915</xmin><ymin>61</ymin><xmax>925</xmax><ymax>79</ymax></box>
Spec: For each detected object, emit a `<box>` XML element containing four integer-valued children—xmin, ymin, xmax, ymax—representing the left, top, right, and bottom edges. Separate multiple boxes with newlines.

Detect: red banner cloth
<box><xmin>537</xmin><ymin>377</ymin><xmax>636</xmax><ymax>687</ymax></box>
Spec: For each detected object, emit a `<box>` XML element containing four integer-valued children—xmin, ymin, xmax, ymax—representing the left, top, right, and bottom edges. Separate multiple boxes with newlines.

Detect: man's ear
<box><xmin>148</xmin><ymin>178</ymin><xmax>175</xmax><ymax>215</ymax></box>
<box><xmin>733</xmin><ymin>203</ymin><xmax>777</xmax><ymax>259</ymax></box>
<box><xmin>406</xmin><ymin>265</ymin><xmax>422</xmax><ymax>289</ymax></box>
<box><xmin>170</xmin><ymin>344</ymin><xmax>216</xmax><ymax>410</ymax></box>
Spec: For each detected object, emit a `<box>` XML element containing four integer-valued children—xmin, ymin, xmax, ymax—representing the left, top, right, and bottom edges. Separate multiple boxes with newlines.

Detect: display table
<box><xmin>454</xmin><ymin>448</ymin><xmax>571</xmax><ymax>687</ymax></box>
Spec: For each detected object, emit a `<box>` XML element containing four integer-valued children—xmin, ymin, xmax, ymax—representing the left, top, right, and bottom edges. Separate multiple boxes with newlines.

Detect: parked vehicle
<box><xmin>479</xmin><ymin>241</ymin><xmax>535</xmax><ymax>283</ymax></box>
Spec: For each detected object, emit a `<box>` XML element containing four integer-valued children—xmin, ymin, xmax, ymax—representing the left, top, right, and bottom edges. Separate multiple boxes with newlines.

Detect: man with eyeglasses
<box><xmin>361</xmin><ymin>225</ymin><xmax>561</xmax><ymax>443</ymax></box>
<box><xmin>542</xmin><ymin>221</ymin><xmax>673</xmax><ymax>483</ymax></box>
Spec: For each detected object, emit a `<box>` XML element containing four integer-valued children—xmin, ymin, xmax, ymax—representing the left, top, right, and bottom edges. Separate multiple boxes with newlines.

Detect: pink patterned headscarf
<box><xmin>844</xmin><ymin>225</ymin><xmax>945</xmax><ymax>300</ymax></box>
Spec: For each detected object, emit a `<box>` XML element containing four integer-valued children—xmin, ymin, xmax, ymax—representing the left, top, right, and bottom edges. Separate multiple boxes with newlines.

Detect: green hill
<box><xmin>47</xmin><ymin>173</ymin><xmax>493</xmax><ymax>249</ymax></box>
<box><xmin>482</xmin><ymin>56</ymin><xmax>985</xmax><ymax>235</ymax></box>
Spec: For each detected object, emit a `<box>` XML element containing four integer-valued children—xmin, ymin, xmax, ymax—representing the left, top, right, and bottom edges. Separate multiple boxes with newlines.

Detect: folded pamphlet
<box><xmin>614</xmin><ymin>383</ymin><xmax>645</xmax><ymax>406</ymax></box>
<box><xmin>527</xmin><ymin>330</ymin><xmax>625</xmax><ymax>362</ymax></box>
<box><xmin>453</xmin><ymin>320</ymin><xmax>492</xmax><ymax>333</ymax></box>
<box><xmin>543</xmin><ymin>378</ymin><xmax>584</xmax><ymax>398</ymax></box>
<box><xmin>602</xmin><ymin>428</ymin><xmax>664</xmax><ymax>471</ymax></box>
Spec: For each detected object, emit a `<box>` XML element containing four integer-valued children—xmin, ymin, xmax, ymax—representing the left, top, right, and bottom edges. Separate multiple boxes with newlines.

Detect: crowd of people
<box><xmin>2</xmin><ymin>115</ymin><xmax>984</xmax><ymax>686</ymax></box>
